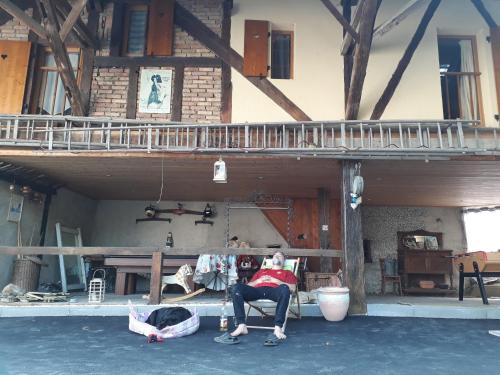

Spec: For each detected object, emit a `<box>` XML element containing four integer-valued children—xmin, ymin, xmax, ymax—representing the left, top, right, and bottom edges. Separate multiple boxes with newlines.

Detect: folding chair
<box><xmin>246</xmin><ymin>257</ymin><xmax>301</xmax><ymax>332</ymax></box>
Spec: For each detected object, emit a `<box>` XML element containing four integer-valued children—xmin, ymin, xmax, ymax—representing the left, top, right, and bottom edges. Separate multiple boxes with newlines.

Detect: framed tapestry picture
<box><xmin>138</xmin><ymin>68</ymin><xmax>173</xmax><ymax>114</ymax></box>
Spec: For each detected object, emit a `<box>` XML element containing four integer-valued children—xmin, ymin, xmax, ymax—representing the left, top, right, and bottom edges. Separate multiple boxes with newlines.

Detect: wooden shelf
<box><xmin>404</xmin><ymin>287</ymin><xmax>456</xmax><ymax>295</ymax></box>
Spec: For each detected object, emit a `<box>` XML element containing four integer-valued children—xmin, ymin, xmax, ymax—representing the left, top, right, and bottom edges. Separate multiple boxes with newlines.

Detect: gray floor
<box><xmin>1</xmin><ymin>316</ymin><xmax>500</xmax><ymax>375</ymax></box>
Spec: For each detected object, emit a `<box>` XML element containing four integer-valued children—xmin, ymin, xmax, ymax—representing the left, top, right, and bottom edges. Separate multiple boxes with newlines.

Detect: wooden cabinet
<box><xmin>398</xmin><ymin>249</ymin><xmax>454</xmax><ymax>294</ymax></box>
<box><xmin>397</xmin><ymin>230</ymin><xmax>455</xmax><ymax>295</ymax></box>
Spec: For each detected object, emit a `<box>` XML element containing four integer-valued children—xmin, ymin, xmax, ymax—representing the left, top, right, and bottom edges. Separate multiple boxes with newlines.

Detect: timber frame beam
<box><xmin>174</xmin><ymin>3</ymin><xmax>311</xmax><ymax>121</ymax></box>
<box><xmin>0</xmin><ymin>0</ymin><xmax>47</xmax><ymax>40</ymax></box>
<box><xmin>470</xmin><ymin>0</ymin><xmax>498</xmax><ymax>28</ymax></box>
<box><xmin>371</xmin><ymin>0</ymin><xmax>441</xmax><ymax>120</ymax></box>
<box><xmin>40</xmin><ymin>0</ymin><xmax>86</xmax><ymax>116</ymax></box>
<box><xmin>341</xmin><ymin>0</ymin><xmax>365</xmax><ymax>56</ymax></box>
<box><xmin>321</xmin><ymin>0</ymin><xmax>360</xmax><ymax>43</ymax></box>
<box><xmin>345</xmin><ymin>0</ymin><xmax>379</xmax><ymax>120</ymax></box>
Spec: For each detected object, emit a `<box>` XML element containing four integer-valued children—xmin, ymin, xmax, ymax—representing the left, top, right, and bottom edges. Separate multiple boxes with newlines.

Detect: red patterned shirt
<box><xmin>250</xmin><ymin>269</ymin><xmax>297</xmax><ymax>288</ymax></box>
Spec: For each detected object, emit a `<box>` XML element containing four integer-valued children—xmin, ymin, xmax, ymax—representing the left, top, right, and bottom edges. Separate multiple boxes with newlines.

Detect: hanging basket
<box><xmin>11</xmin><ymin>258</ymin><xmax>41</xmax><ymax>292</ymax></box>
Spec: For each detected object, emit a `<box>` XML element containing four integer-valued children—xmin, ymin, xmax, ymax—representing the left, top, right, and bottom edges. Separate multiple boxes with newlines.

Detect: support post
<box><xmin>149</xmin><ymin>251</ymin><xmax>164</xmax><ymax>304</ymax></box>
<box><xmin>318</xmin><ymin>188</ymin><xmax>333</xmax><ymax>273</ymax></box>
<box><xmin>343</xmin><ymin>0</ymin><xmax>354</xmax><ymax>109</ymax></box>
<box><xmin>341</xmin><ymin>160</ymin><xmax>366</xmax><ymax>314</ymax></box>
<box><xmin>126</xmin><ymin>66</ymin><xmax>139</xmax><ymax>119</ymax></box>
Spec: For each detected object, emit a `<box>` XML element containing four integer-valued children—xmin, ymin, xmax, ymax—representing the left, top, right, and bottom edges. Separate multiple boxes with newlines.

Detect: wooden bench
<box><xmin>104</xmin><ymin>256</ymin><xmax>199</xmax><ymax>295</ymax></box>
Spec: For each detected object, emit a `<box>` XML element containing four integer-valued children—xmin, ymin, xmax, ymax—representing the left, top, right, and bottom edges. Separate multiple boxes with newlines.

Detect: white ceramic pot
<box><xmin>317</xmin><ymin>287</ymin><xmax>350</xmax><ymax>322</ymax></box>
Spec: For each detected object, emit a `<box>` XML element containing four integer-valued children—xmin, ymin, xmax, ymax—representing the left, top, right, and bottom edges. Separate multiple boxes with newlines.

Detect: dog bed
<box><xmin>129</xmin><ymin>304</ymin><xmax>199</xmax><ymax>340</ymax></box>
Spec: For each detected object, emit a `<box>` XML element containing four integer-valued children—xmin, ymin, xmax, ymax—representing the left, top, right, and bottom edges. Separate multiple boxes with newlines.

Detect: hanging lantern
<box><xmin>213</xmin><ymin>157</ymin><xmax>227</xmax><ymax>183</ymax></box>
<box><xmin>21</xmin><ymin>186</ymin><xmax>32</xmax><ymax>197</ymax></box>
<box><xmin>88</xmin><ymin>269</ymin><xmax>106</xmax><ymax>303</ymax></box>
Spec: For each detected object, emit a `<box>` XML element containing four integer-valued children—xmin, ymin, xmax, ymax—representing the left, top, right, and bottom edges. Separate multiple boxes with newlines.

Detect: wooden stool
<box><xmin>379</xmin><ymin>258</ymin><xmax>403</xmax><ymax>295</ymax></box>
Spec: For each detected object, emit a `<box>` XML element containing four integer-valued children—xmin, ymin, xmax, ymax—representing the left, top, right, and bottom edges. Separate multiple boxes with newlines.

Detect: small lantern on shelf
<box><xmin>88</xmin><ymin>269</ymin><xmax>106</xmax><ymax>303</ymax></box>
<box><xmin>213</xmin><ymin>157</ymin><xmax>227</xmax><ymax>183</ymax></box>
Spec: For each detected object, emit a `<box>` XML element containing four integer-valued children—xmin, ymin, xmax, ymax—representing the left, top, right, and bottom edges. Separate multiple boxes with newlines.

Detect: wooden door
<box><xmin>243</xmin><ymin>20</ymin><xmax>269</xmax><ymax>77</ymax></box>
<box><xmin>147</xmin><ymin>0</ymin><xmax>175</xmax><ymax>56</ymax></box>
<box><xmin>491</xmin><ymin>28</ymin><xmax>500</xmax><ymax>117</ymax></box>
<box><xmin>0</xmin><ymin>40</ymin><xmax>31</xmax><ymax>114</ymax></box>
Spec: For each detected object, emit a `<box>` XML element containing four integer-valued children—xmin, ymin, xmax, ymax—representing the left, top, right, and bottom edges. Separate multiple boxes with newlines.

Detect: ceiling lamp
<box><xmin>213</xmin><ymin>157</ymin><xmax>227</xmax><ymax>183</ymax></box>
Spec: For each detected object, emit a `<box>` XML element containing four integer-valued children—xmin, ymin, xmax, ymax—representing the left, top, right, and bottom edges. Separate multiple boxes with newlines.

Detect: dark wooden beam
<box><xmin>41</xmin><ymin>0</ymin><xmax>86</xmax><ymax>116</ymax></box>
<box><xmin>321</xmin><ymin>0</ymin><xmax>360</xmax><ymax>43</ymax></box>
<box><xmin>59</xmin><ymin>0</ymin><xmax>87</xmax><ymax>42</ymax></box>
<box><xmin>171</xmin><ymin>65</ymin><xmax>184</xmax><ymax>122</ymax></box>
<box><xmin>174</xmin><ymin>3</ymin><xmax>311</xmax><ymax>122</ymax></box>
<box><xmin>341</xmin><ymin>160</ymin><xmax>366</xmax><ymax>315</ymax></box>
<box><xmin>345</xmin><ymin>0</ymin><xmax>379</xmax><ymax>120</ymax></box>
<box><xmin>470</xmin><ymin>0</ymin><xmax>497</xmax><ymax>28</ymax></box>
<box><xmin>149</xmin><ymin>250</ymin><xmax>163</xmax><ymax>304</ymax></box>
<box><xmin>80</xmin><ymin>7</ymin><xmax>99</xmax><ymax>116</ymax></box>
<box><xmin>38</xmin><ymin>193</ymin><xmax>53</xmax><ymax>246</ymax></box>
<box><xmin>318</xmin><ymin>188</ymin><xmax>333</xmax><ymax>273</ymax></box>
<box><xmin>341</xmin><ymin>0</ymin><xmax>364</xmax><ymax>55</ymax></box>
<box><xmin>0</xmin><ymin>0</ymin><xmax>46</xmax><ymax>39</ymax></box>
<box><xmin>94</xmin><ymin>56</ymin><xmax>222</xmax><ymax>68</ymax></box>
<box><xmin>343</xmin><ymin>0</ymin><xmax>353</xmax><ymax>109</ymax></box>
<box><xmin>56</xmin><ymin>0</ymin><xmax>98</xmax><ymax>48</ymax></box>
<box><xmin>126</xmin><ymin>65</ymin><xmax>139</xmax><ymax>119</ymax></box>
<box><xmin>371</xmin><ymin>0</ymin><xmax>441</xmax><ymax>120</ymax></box>
<box><xmin>221</xmin><ymin>0</ymin><xmax>232</xmax><ymax>123</ymax></box>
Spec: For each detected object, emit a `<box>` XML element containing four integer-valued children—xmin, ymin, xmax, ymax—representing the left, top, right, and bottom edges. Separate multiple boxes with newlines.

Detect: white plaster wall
<box><xmin>0</xmin><ymin>184</ymin><xmax>97</xmax><ymax>289</ymax></box>
<box><xmin>362</xmin><ymin>206</ymin><xmax>467</xmax><ymax>295</ymax></box>
<box><xmin>90</xmin><ymin>200</ymin><xmax>286</xmax><ymax>249</ymax></box>
<box><xmin>230</xmin><ymin>0</ymin><xmax>500</xmax><ymax>126</ymax></box>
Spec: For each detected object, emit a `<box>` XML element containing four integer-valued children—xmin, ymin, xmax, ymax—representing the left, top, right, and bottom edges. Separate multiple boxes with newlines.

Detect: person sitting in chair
<box><xmin>230</xmin><ymin>251</ymin><xmax>297</xmax><ymax>343</ymax></box>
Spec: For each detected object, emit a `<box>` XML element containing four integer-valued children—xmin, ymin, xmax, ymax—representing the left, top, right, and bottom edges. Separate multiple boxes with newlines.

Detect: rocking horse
<box><xmin>143</xmin><ymin>264</ymin><xmax>205</xmax><ymax>303</ymax></box>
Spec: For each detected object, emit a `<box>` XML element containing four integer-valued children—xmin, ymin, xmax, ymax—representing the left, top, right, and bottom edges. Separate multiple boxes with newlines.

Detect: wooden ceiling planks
<box><xmin>2</xmin><ymin>154</ymin><xmax>500</xmax><ymax>207</ymax></box>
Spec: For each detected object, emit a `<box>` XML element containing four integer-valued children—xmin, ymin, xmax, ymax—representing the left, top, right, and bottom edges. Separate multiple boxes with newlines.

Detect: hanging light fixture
<box><xmin>213</xmin><ymin>157</ymin><xmax>227</xmax><ymax>183</ymax></box>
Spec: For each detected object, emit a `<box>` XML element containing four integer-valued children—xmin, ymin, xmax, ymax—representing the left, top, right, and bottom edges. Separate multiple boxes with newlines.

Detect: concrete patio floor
<box><xmin>1</xmin><ymin>293</ymin><xmax>500</xmax><ymax>319</ymax></box>
<box><xmin>1</xmin><ymin>316</ymin><xmax>499</xmax><ymax>375</ymax></box>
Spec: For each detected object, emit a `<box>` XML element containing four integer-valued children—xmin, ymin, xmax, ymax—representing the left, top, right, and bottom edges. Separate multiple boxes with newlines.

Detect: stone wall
<box><xmin>362</xmin><ymin>206</ymin><xmax>468</xmax><ymax>295</ymax></box>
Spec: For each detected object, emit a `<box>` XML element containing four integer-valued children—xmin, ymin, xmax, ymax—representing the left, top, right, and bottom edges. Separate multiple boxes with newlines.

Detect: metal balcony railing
<box><xmin>0</xmin><ymin>115</ymin><xmax>498</xmax><ymax>158</ymax></box>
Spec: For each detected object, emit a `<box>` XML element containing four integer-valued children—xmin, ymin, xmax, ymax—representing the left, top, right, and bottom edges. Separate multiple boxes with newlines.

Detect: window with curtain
<box><xmin>122</xmin><ymin>4</ymin><xmax>148</xmax><ymax>56</ymax></box>
<box><xmin>438</xmin><ymin>37</ymin><xmax>482</xmax><ymax>122</ymax></box>
<box><xmin>36</xmin><ymin>50</ymin><xmax>80</xmax><ymax>115</ymax></box>
<box><xmin>271</xmin><ymin>31</ymin><xmax>293</xmax><ymax>79</ymax></box>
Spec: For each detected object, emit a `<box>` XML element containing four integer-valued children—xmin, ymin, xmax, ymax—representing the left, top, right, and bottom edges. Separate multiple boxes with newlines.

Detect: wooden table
<box><xmin>103</xmin><ymin>257</ymin><xmax>198</xmax><ymax>295</ymax></box>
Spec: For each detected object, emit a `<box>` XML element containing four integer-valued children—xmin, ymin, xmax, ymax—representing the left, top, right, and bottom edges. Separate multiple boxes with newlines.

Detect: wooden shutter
<box><xmin>491</xmin><ymin>27</ymin><xmax>500</xmax><ymax>116</ymax></box>
<box><xmin>147</xmin><ymin>0</ymin><xmax>175</xmax><ymax>56</ymax></box>
<box><xmin>0</xmin><ymin>41</ymin><xmax>31</xmax><ymax>114</ymax></box>
<box><xmin>243</xmin><ymin>20</ymin><xmax>269</xmax><ymax>77</ymax></box>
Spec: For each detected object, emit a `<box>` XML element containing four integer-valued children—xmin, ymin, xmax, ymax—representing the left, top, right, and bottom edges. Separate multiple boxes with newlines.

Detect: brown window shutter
<box><xmin>243</xmin><ymin>20</ymin><xmax>269</xmax><ymax>77</ymax></box>
<box><xmin>491</xmin><ymin>27</ymin><xmax>500</xmax><ymax>116</ymax></box>
<box><xmin>147</xmin><ymin>0</ymin><xmax>175</xmax><ymax>56</ymax></box>
<box><xmin>0</xmin><ymin>41</ymin><xmax>31</xmax><ymax>114</ymax></box>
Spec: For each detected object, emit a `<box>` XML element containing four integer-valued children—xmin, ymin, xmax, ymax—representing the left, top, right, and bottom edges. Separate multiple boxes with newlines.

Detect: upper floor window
<box><xmin>35</xmin><ymin>49</ymin><xmax>80</xmax><ymax>115</ymax></box>
<box><xmin>438</xmin><ymin>36</ymin><xmax>482</xmax><ymax>122</ymax></box>
<box><xmin>271</xmin><ymin>31</ymin><xmax>293</xmax><ymax>79</ymax></box>
<box><xmin>122</xmin><ymin>4</ymin><xmax>148</xmax><ymax>56</ymax></box>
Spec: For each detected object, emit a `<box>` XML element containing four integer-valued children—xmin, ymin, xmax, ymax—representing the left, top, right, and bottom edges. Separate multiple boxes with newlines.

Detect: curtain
<box><xmin>458</xmin><ymin>40</ymin><xmax>478</xmax><ymax>120</ymax></box>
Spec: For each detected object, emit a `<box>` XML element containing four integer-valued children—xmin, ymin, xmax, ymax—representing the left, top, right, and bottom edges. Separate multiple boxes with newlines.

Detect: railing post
<box><xmin>244</xmin><ymin>125</ymin><xmax>249</xmax><ymax>148</ymax></box>
<box><xmin>13</xmin><ymin>118</ymin><xmax>19</xmax><ymax>140</ymax></box>
<box><xmin>457</xmin><ymin>121</ymin><xmax>464</xmax><ymax>149</ymax></box>
<box><xmin>147</xmin><ymin>125</ymin><xmax>152</xmax><ymax>153</ymax></box>
<box><xmin>48</xmin><ymin>121</ymin><xmax>54</xmax><ymax>151</ymax></box>
<box><xmin>107</xmin><ymin>122</ymin><xmax>111</xmax><ymax>150</ymax></box>
<box><xmin>149</xmin><ymin>250</ymin><xmax>164</xmax><ymax>305</ymax></box>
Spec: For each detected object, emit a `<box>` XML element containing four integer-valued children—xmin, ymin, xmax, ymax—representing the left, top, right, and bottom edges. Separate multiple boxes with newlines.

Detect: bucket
<box><xmin>317</xmin><ymin>287</ymin><xmax>350</xmax><ymax>322</ymax></box>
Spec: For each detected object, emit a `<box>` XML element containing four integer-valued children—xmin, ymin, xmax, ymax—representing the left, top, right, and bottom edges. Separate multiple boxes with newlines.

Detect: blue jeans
<box><xmin>231</xmin><ymin>283</ymin><xmax>291</xmax><ymax>328</ymax></box>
